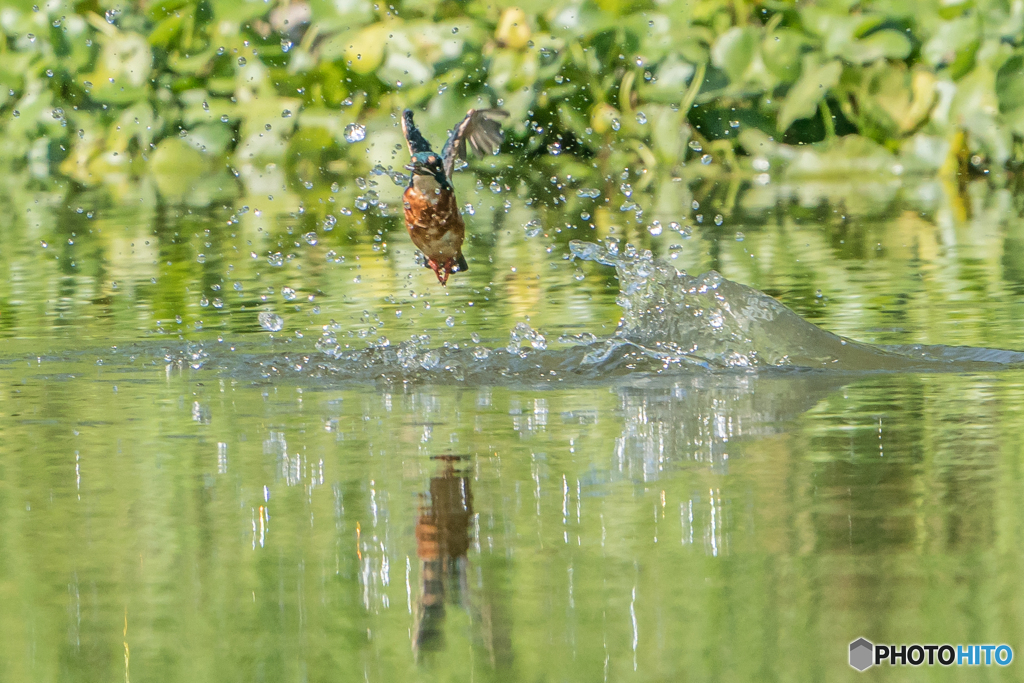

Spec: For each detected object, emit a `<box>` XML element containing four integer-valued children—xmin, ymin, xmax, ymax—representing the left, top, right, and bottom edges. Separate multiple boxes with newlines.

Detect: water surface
<box><xmin>2</xmin><ymin>177</ymin><xmax>1024</xmax><ymax>681</ymax></box>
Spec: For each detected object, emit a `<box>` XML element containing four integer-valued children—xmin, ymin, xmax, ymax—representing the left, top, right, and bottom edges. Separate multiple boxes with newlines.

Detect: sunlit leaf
<box><xmin>839</xmin><ymin>30</ymin><xmax>911</xmax><ymax>65</ymax></box>
<box><xmin>778</xmin><ymin>58</ymin><xmax>843</xmax><ymax>132</ymax></box>
<box><xmin>151</xmin><ymin>138</ymin><xmax>207</xmax><ymax>198</ymax></box>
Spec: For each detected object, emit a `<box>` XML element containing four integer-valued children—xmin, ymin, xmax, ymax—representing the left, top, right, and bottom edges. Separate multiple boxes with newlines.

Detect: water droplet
<box><xmin>282</xmin><ymin>287</ymin><xmax>297</xmax><ymax>300</ymax></box>
<box><xmin>233</xmin><ymin>282</ymin><xmax>243</xmax><ymax>291</ymax></box>
<box><xmin>576</xmin><ymin>188</ymin><xmax>601</xmax><ymax>199</ymax></box>
<box><xmin>12</xmin><ymin>110</ymin><xmax>19</xmax><ymax>118</ymax></box>
<box><xmin>524</xmin><ymin>220</ymin><xmax>542</xmax><ymax>238</ymax></box>
<box><xmin>267</xmin><ymin>252</ymin><xmax>284</xmax><ymax>266</ymax></box>
<box><xmin>344</xmin><ymin>123</ymin><xmax>366</xmax><ymax>143</ymax></box>
<box><xmin>196</xmin><ymin>253</ymin><xmax>206</xmax><ymax>264</ymax></box>
<box><xmin>445</xmin><ymin>316</ymin><xmax>455</xmax><ymax>327</ymax></box>
<box><xmin>281</xmin><ymin>39</ymin><xmax>292</xmax><ymax>52</ymax></box>
<box><xmin>636</xmin><ymin>112</ymin><xmax>647</xmax><ymax>124</ymax></box>
<box><xmin>692</xmin><ymin>200</ymin><xmax>700</xmax><ymax>210</ymax></box>
<box><xmin>490</xmin><ymin>181</ymin><xmax>502</xmax><ymax>194</ymax></box>
<box><xmin>573</xmin><ymin>268</ymin><xmax>585</xmax><ymax>280</ymax></box>
<box><xmin>104</xmin><ymin>8</ymin><xmax>119</xmax><ymax>23</ymax></box>
<box><xmin>700</xmin><ymin>154</ymin><xmax>712</xmax><ymax>165</ymax></box>
<box><xmin>729</xmin><ymin>120</ymin><xmax>740</xmax><ymax>128</ymax></box>
<box><xmin>258</xmin><ymin>312</ymin><xmax>284</xmax><ymax>332</ymax></box>
<box><xmin>281</xmin><ymin>109</ymin><xmax>292</xmax><ymax>118</ymax></box>
<box><xmin>420</xmin><ymin>350</ymin><xmax>440</xmax><ymax>369</ymax></box>
<box><xmin>452</xmin><ymin>26</ymin><xmax>459</xmax><ymax>34</ymax></box>
<box><xmin>688</xmin><ymin>140</ymin><xmax>702</xmax><ymax>152</ymax></box>
<box><xmin>507</xmin><ymin>322</ymin><xmax>547</xmax><ymax>354</ymax></box>
<box><xmin>714</xmin><ymin>214</ymin><xmax>723</xmax><ymax>226</ymax></box>
<box><xmin>735</xmin><ymin>231</ymin><xmax>745</xmax><ymax>242</ymax></box>
<box><xmin>462</xmin><ymin>203</ymin><xmax>475</xmax><ymax>215</ymax></box>
<box><xmin>547</xmin><ymin>142</ymin><xmax>562</xmax><ymax>156</ymax></box>
<box><xmin>237</xmin><ymin>57</ymin><xmax>246</xmax><ymax>66</ymax></box>
<box><xmin>40</xmin><ymin>240</ymin><xmax>47</xmax><ymax>248</ymax></box>
<box><xmin>220</xmin><ymin>115</ymin><xmax>229</xmax><ymax>123</ymax></box>
<box><xmin>471</xmin><ymin>332</ymin><xmax>481</xmax><ymax>343</ymax></box>
<box><xmin>610</xmin><ymin>119</ymin><xmax>620</xmax><ymax>131</ymax></box>
<box><xmin>179</xmin><ymin>129</ymin><xmax>188</xmax><ymax>138</ymax></box>
<box><xmin>648</xmin><ymin>221</ymin><xmax>662</xmax><ymax>236</ymax></box>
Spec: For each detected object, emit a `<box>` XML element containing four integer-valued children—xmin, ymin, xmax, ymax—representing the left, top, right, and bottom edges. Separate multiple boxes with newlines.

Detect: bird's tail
<box><xmin>402</xmin><ymin>110</ymin><xmax>434</xmax><ymax>155</ymax></box>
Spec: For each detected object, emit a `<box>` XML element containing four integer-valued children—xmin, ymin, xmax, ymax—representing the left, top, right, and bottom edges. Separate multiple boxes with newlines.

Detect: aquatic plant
<box><xmin>0</xmin><ymin>0</ymin><xmax>1020</xmax><ymax>209</ymax></box>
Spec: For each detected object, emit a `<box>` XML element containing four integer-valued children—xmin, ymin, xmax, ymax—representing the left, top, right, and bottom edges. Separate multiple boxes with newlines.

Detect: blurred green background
<box><xmin>1</xmin><ymin>0</ymin><xmax>1023</xmax><ymax>209</ymax></box>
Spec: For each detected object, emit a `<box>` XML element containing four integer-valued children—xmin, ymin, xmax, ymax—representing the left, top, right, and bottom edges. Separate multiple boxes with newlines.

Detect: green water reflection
<box><xmin>3</xmin><ymin>363</ymin><xmax>1024</xmax><ymax>681</ymax></box>
<box><xmin>2</xmin><ymin>178</ymin><xmax>1024</xmax><ymax>681</ymax></box>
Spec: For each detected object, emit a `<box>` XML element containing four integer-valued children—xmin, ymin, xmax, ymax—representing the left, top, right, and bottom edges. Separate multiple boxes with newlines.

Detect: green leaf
<box><xmin>151</xmin><ymin>138</ymin><xmax>207</xmax><ymax>198</ymax></box>
<box><xmin>840</xmin><ymin>30</ymin><xmax>911</xmax><ymax>65</ymax></box>
<box><xmin>996</xmin><ymin>55</ymin><xmax>1024</xmax><ymax>114</ymax></box>
<box><xmin>146</xmin><ymin>0</ymin><xmax>191</xmax><ymax>21</ymax></box>
<box><xmin>921</xmin><ymin>18</ymin><xmax>979</xmax><ymax>68</ymax></box>
<box><xmin>148</xmin><ymin>14</ymin><xmax>183</xmax><ymax>48</ymax></box>
<box><xmin>208</xmin><ymin>0</ymin><xmax>274</xmax><ymax>24</ymax></box>
<box><xmin>778</xmin><ymin>58</ymin><xmax>843</xmax><ymax>132</ymax></box>
<box><xmin>711</xmin><ymin>27</ymin><xmax>757</xmax><ymax>84</ymax></box>
<box><xmin>762</xmin><ymin>29</ymin><xmax>805</xmax><ymax>84</ymax></box>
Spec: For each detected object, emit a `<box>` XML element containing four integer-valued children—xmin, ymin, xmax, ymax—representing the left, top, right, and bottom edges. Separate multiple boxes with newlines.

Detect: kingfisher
<box><xmin>401</xmin><ymin>108</ymin><xmax>509</xmax><ymax>285</ymax></box>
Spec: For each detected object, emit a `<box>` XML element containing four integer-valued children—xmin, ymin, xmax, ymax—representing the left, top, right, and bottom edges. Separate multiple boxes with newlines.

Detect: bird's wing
<box><xmin>441</xmin><ymin>108</ymin><xmax>509</xmax><ymax>178</ymax></box>
<box><xmin>401</xmin><ymin>109</ymin><xmax>434</xmax><ymax>155</ymax></box>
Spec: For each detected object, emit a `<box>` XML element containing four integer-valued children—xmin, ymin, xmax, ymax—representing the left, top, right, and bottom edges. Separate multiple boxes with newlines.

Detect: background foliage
<box><xmin>0</xmin><ymin>0</ymin><xmax>1023</xmax><ymax>207</ymax></box>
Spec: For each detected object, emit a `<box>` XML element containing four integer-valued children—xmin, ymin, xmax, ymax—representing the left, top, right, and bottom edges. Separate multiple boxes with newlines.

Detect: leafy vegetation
<box><xmin>0</xmin><ymin>0</ymin><xmax>1022</xmax><ymax>208</ymax></box>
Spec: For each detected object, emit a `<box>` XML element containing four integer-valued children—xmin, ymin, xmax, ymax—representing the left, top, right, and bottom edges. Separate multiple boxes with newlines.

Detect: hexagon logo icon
<box><xmin>849</xmin><ymin>638</ymin><xmax>874</xmax><ymax>671</ymax></box>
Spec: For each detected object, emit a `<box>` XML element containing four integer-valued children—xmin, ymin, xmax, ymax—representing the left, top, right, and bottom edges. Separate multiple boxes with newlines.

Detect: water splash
<box><xmin>144</xmin><ymin>242</ymin><xmax>1024</xmax><ymax>386</ymax></box>
<box><xmin>568</xmin><ymin>239</ymin><xmax>997</xmax><ymax>371</ymax></box>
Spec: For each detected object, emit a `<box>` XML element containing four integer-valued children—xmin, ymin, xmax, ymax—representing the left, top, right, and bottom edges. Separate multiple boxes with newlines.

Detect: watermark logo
<box><xmin>849</xmin><ymin>638</ymin><xmax>1013</xmax><ymax>670</ymax></box>
<box><xmin>849</xmin><ymin>638</ymin><xmax>873</xmax><ymax>671</ymax></box>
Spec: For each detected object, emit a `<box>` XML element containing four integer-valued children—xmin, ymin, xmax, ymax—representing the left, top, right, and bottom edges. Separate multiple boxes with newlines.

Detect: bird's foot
<box><xmin>428</xmin><ymin>259</ymin><xmax>449</xmax><ymax>286</ymax></box>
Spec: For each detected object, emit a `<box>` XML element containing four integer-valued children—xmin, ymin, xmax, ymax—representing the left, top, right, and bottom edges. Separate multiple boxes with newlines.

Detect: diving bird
<box><xmin>401</xmin><ymin>108</ymin><xmax>509</xmax><ymax>285</ymax></box>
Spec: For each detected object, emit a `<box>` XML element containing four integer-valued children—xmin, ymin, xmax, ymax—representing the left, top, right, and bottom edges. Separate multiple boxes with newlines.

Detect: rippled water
<box><xmin>3</xmin><ymin>178</ymin><xmax>1024</xmax><ymax>680</ymax></box>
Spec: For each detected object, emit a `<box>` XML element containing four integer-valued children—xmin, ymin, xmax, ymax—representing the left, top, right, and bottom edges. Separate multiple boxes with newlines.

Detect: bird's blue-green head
<box><xmin>409</xmin><ymin>151</ymin><xmax>444</xmax><ymax>177</ymax></box>
<box><xmin>407</xmin><ymin>151</ymin><xmax>448</xmax><ymax>187</ymax></box>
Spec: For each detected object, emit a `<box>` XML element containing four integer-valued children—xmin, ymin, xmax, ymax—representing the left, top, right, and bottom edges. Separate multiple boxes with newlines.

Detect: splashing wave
<box><xmin>251</xmin><ymin>239</ymin><xmax>1023</xmax><ymax>383</ymax></box>
<box><xmin>568</xmin><ymin>239</ymin><xmax>1024</xmax><ymax>371</ymax></box>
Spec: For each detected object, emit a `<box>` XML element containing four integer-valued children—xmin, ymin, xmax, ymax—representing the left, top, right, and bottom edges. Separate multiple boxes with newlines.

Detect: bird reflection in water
<box><xmin>413</xmin><ymin>454</ymin><xmax>473</xmax><ymax>655</ymax></box>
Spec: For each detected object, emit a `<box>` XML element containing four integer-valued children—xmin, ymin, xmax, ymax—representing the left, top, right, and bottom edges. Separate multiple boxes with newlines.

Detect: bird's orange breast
<box><xmin>403</xmin><ymin>186</ymin><xmax>465</xmax><ymax>263</ymax></box>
